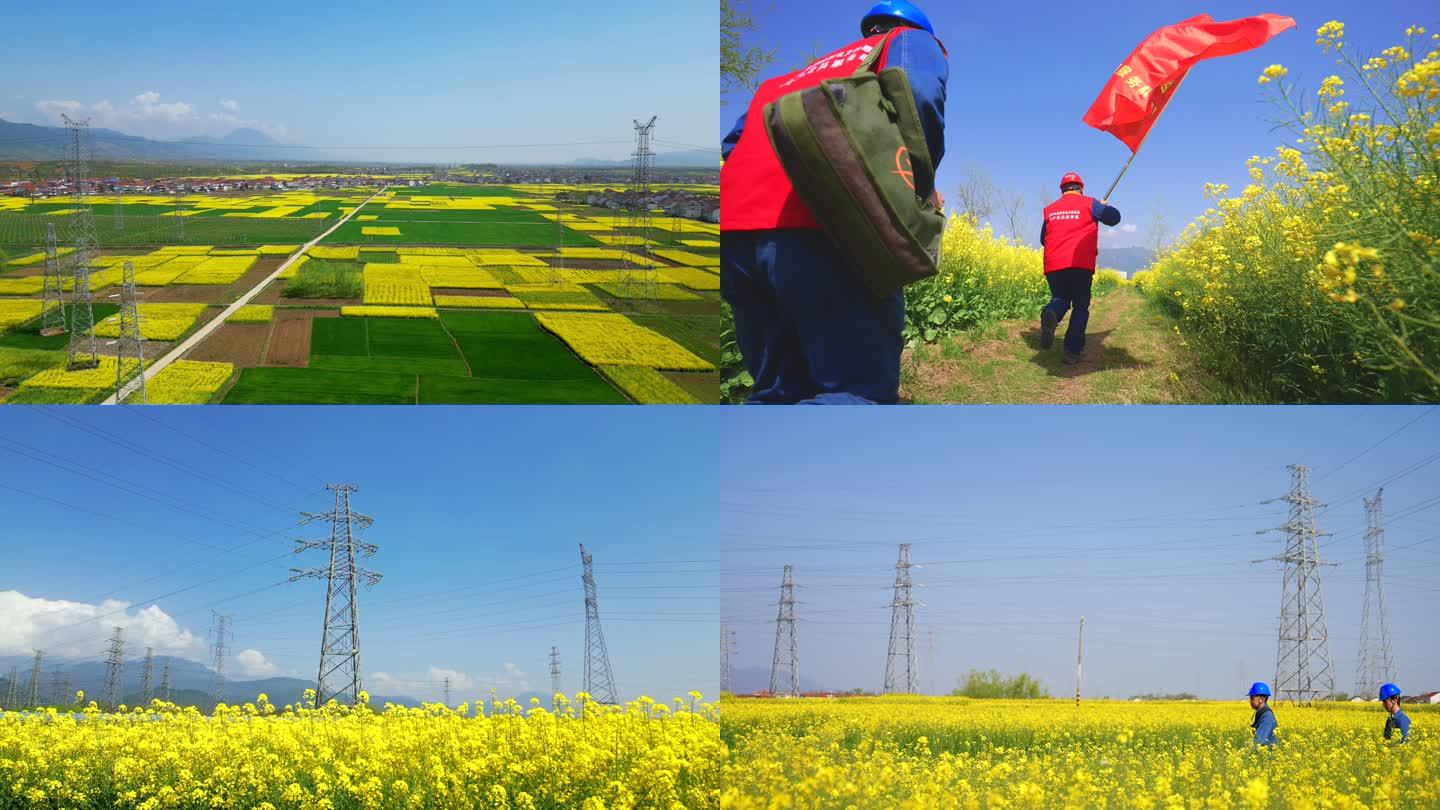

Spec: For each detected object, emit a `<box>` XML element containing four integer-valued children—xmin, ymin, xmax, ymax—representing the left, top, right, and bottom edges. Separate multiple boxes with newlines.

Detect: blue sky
<box><xmin>723</xmin><ymin>1</ymin><xmax>1430</xmax><ymax>249</ymax></box>
<box><xmin>0</xmin><ymin>407</ymin><xmax>717</xmax><ymax>704</ymax></box>
<box><xmin>722</xmin><ymin>406</ymin><xmax>1440</xmax><ymax>699</ymax></box>
<box><xmin>0</xmin><ymin>0</ymin><xmax>718</xmax><ymax>165</ymax></box>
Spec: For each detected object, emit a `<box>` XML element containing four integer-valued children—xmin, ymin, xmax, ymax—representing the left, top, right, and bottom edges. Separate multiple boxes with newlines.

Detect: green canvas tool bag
<box><xmin>763</xmin><ymin>49</ymin><xmax>944</xmax><ymax>298</ymax></box>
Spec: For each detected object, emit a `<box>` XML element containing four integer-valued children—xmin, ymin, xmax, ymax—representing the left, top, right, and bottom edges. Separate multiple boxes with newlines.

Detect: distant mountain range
<box><xmin>1099</xmin><ymin>246</ymin><xmax>1156</xmax><ymax>276</ymax></box>
<box><xmin>0</xmin><ymin>118</ymin><xmax>327</xmax><ymax>162</ymax></box>
<box><xmin>571</xmin><ymin>149</ymin><xmax>716</xmax><ymax>169</ymax></box>
<box><xmin>0</xmin><ymin>118</ymin><xmax>716</xmax><ymax>168</ymax></box>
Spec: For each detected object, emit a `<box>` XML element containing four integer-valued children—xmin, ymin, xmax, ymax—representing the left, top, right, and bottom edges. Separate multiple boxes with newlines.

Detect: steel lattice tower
<box><xmin>618</xmin><ymin>116</ymin><xmax>659</xmax><ymax>301</ymax></box>
<box><xmin>1259</xmin><ymin>464</ymin><xmax>1336</xmax><ymax>704</ymax></box>
<box><xmin>159</xmin><ymin>657</ymin><xmax>172</xmax><ymax>702</ymax></box>
<box><xmin>579</xmin><ymin>543</ymin><xmax>618</xmax><ymax>704</ymax></box>
<box><xmin>103</xmin><ymin>627</ymin><xmax>125</xmax><ymax>709</ymax></box>
<box><xmin>884</xmin><ymin>544</ymin><xmax>919</xmax><ymax>694</ymax></box>
<box><xmin>443</xmin><ymin>676</ymin><xmax>452</xmax><ymax>706</ymax></box>
<box><xmin>25</xmin><ymin>650</ymin><xmax>43</xmax><ymax>709</ymax></box>
<box><xmin>61</xmin><ymin>114</ymin><xmax>100</xmax><ymax>371</ymax></box>
<box><xmin>39</xmin><ymin>222</ymin><xmax>67</xmax><ymax>336</ymax></box>
<box><xmin>174</xmin><ymin>195</ymin><xmax>184</xmax><ymax>240</ymax></box>
<box><xmin>4</xmin><ymin>666</ymin><xmax>17</xmax><ymax>708</ymax></box>
<box><xmin>110</xmin><ymin>260</ymin><xmax>146</xmax><ymax>403</ymax></box>
<box><xmin>291</xmin><ymin>484</ymin><xmax>382</xmax><ymax>705</ymax></box>
<box><xmin>549</xmin><ymin>646</ymin><xmax>562</xmax><ymax>698</ymax></box>
<box><xmin>1355</xmin><ymin>488</ymin><xmax>1396</xmax><ymax>698</ymax></box>
<box><xmin>551</xmin><ymin>214</ymin><xmax>566</xmax><ymax>284</ymax></box>
<box><xmin>769</xmin><ymin>565</ymin><xmax>799</xmax><ymax>697</ymax></box>
<box><xmin>720</xmin><ymin>623</ymin><xmax>736</xmax><ymax>694</ymax></box>
<box><xmin>114</xmin><ymin>188</ymin><xmax>124</xmax><ymax>230</ymax></box>
<box><xmin>139</xmin><ymin>646</ymin><xmax>154</xmax><ymax>703</ymax></box>
<box><xmin>48</xmin><ymin>666</ymin><xmax>65</xmax><ymax>706</ymax></box>
<box><xmin>207</xmin><ymin>611</ymin><xmax>231</xmax><ymax>706</ymax></box>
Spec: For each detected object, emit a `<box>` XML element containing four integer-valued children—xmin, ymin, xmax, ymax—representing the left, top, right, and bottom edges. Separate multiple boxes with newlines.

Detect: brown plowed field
<box><xmin>263</xmin><ymin>309</ymin><xmax>337</xmax><ymax>367</ymax></box>
<box><xmin>185</xmin><ymin>323</ymin><xmax>269</xmax><ymax>367</ymax></box>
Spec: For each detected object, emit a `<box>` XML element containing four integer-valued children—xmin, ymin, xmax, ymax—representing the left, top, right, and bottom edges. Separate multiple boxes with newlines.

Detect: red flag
<box><xmin>1083</xmin><ymin>14</ymin><xmax>1296</xmax><ymax>152</ymax></box>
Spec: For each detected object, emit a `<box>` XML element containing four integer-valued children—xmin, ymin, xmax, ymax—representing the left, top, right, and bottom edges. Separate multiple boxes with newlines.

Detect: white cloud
<box><xmin>1117</xmin><ymin>224</ymin><xmax>1138</xmax><ymax>233</ymax></box>
<box><xmin>219</xmin><ymin>99</ymin><xmax>239</xmax><ymax>112</ymax></box>
<box><xmin>0</xmin><ymin>590</ymin><xmax>207</xmax><ymax>661</ymax></box>
<box><xmin>235</xmin><ymin>648</ymin><xmax>278</xmax><ymax>677</ymax></box>
<box><xmin>35</xmin><ymin>99</ymin><xmax>85</xmax><ymax>119</ymax></box>
<box><xmin>131</xmin><ymin>90</ymin><xmax>195</xmax><ymax>123</ymax></box>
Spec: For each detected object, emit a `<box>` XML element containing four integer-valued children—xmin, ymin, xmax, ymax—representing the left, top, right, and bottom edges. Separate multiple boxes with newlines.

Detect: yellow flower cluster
<box><xmin>1138</xmin><ymin>23</ymin><xmax>1440</xmax><ymax>400</ymax></box>
<box><xmin>598</xmin><ymin>364</ymin><xmax>702</xmax><ymax>404</ymax></box>
<box><xmin>0</xmin><ymin>692</ymin><xmax>720</xmax><ymax>809</ymax></box>
<box><xmin>652</xmin><ymin>249</ymin><xmax>721</xmax><ymax>268</ymax></box>
<box><xmin>361</xmin><ymin>226</ymin><xmax>402</xmax><ymax>236</ymax></box>
<box><xmin>95</xmin><ymin>303</ymin><xmax>209</xmax><ymax>341</ymax></box>
<box><xmin>0</xmin><ymin>300</ymin><xmax>47</xmax><ymax>334</ymax></box>
<box><xmin>535</xmin><ymin>312</ymin><xmax>716</xmax><ymax>370</ymax></box>
<box><xmin>0</xmin><ymin>276</ymin><xmax>44</xmax><ymax>295</ymax></box>
<box><xmin>176</xmin><ymin>256</ymin><xmax>257</xmax><ymax>285</ymax></box>
<box><xmin>432</xmin><ymin>294</ymin><xmax>524</xmax><ymax>309</ymax></box>
<box><xmin>721</xmin><ymin>697</ymin><xmax>1435</xmax><ymax>809</ymax></box>
<box><xmin>18</xmin><ymin>356</ymin><xmax>139</xmax><ymax>390</ymax></box>
<box><xmin>308</xmin><ymin>246</ymin><xmax>360</xmax><ymax>261</ymax></box>
<box><xmin>141</xmin><ymin>360</ymin><xmax>235</xmax><ymax>404</ymax></box>
<box><xmin>340</xmin><ymin>306</ymin><xmax>438</xmax><ymax>319</ymax></box>
<box><xmin>225</xmin><ymin>305</ymin><xmax>274</xmax><ymax>324</ymax></box>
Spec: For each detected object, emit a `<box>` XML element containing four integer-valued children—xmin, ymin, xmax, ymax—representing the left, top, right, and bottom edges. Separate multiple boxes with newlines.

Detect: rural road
<box><xmin>104</xmin><ymin>186</ymin><xmax>387</xmax><ymax>404</ymax></box>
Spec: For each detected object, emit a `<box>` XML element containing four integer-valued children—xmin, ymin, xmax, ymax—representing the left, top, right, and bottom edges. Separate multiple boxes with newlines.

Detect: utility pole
<box><xmin>1356</xmin><ymin>488</ymin><xmax>1395</xmax><ymax>698</ymax></box>
<box><xmin>39</xmin><ymin>222</ymin><xmax>66</xmax><ymax>336</ymax></box>
<box><xmin>291</xmin><ymin>484</ymin><xmax>382</xmax><ymax>705</ymax></box>
<box><xmin>549</xmin><ymin>646</ymin><xmax>562</xmax><ymax>700</ymax></box>
<box><xmin>207</xmin><ymin>612</ymin><xmax>230</xmax><ymax>707</ymax></box>
<box><xmin>61</xmin><ymin>114</ymin><xmax>99</xmax><ymax>371</ymax></box>
<box><xmin>580</xmin><ymin>543</ymin><xmax>618</xmax><ymax>704</ymax></box>
<box><xmin>103</xmin><ymin>627</ymin><xmax>125</xmax><ymax>709</ymax></box>
<box><xmin>769</xmin><ymin>565</ymin><xmax>799</xmax><ymax>697</ymax></box>
<box><xmin>1258</xmin><ymin>464</ymin><xmax>1336</xmax><ymax>704</ymax></box>
<box><xmin>140</xmin><ymin>647</ymin><xmax>154</xmax><ymax>703</ymax></box>
<box><xmin>720</xmin><ymin>622</ymin><xmax>734</xmax><ymax>694</ymax></box>
<box><xmin>884</xmin><ymin>544</ymin><xmax>919</xmax><ymax>694</ymax></box>
<box><xmin>1075</xmin><ymin>616</ymin><xmax>1085</xmax><ymax>706</ymax></box>
<box><xmin>25</xmin><ymin>651</ymin><xmax>42</xmax><ymax>709</ymax></box>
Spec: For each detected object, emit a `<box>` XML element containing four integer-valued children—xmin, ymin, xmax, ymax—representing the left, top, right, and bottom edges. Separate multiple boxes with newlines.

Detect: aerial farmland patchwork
<box><xmin>0</xmin><ymin>181</ymin><xmax>720</xmax><ymax>404</ymax></box>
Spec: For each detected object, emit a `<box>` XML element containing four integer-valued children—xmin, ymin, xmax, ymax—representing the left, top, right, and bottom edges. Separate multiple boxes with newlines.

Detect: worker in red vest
<box><xmin>720</xmin><ymin>1</ymin><xmax>949</xmax><ymax>404</ymax></box>
<box><xmin>1038</xmin><ymin>173</ymin><xmax>1121</xmax><ymax>364</ymax></box>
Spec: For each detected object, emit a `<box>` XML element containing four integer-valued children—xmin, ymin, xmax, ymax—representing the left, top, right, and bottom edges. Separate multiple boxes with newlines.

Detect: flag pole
<box><xmin>1101</xmin><ymin>70</ymin><xmax>1191</xmax><ymax>201</ymax></box>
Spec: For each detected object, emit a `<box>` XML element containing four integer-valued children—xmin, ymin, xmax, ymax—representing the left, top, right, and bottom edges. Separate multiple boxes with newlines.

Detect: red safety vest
<box><xmin>1042</xmin><ymin>194</ymin><xmax>1100</xmax><ymax>273</ymax></box>
<box><xmin>720</xmin><ymin>29</ymin><xmax>906</xmax><ymax>233</ymax></box>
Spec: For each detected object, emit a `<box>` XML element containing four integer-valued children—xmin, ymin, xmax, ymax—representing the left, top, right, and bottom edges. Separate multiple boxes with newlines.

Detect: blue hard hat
<box><xmin>861</xmin><ymin>1</ymin><xmax>935</xmax><ymax>37</ymax></box>
<box><xmin>1379</xmin><ymin>683</ymin><xmax>1402</xmax><ymax>701</ymax></box>
<box><xmin>1247</xmin><ymin>682</ymin><xmax>1272</xmax><ymax>697</ymax></box>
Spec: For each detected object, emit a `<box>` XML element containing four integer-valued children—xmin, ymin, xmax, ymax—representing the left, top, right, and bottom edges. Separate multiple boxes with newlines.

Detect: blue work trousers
<box><xmin>1044</xmin><ymin>268</ymin><xmax>1094</xmax><ymax>354</ymax></box>
<box><xmin>722</xmin><ymin>229</ymin><xmax>904</xmax><ymax>404</ymax></box>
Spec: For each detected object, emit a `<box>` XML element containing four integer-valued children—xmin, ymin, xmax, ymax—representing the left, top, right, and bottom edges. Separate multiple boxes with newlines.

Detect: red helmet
<box><xmin>1060</xmin><ymin>172</ymin><xmax>1084</xmax><ymax>191</ymax></box>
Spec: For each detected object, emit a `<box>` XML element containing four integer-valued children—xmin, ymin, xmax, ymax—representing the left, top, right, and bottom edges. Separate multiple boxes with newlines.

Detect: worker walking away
<box><xmin>1379</xmin><ymin>683</ymin><xmax>1411</xmax><ymax>743</ymax></box>
<box><xmin>720</xmin><ymin>1</ymin><xmax>949</xmax><ymax>404</ymax></box>
<box><xmin>1247</xmin><ymin>681</ymin><xmax>1278</xmax><ymax>748</ymax></box>
<box><xmin>1038</xmin><ymin>172</ymin><xmax>1121</xmax><ymax>365</ymax></box>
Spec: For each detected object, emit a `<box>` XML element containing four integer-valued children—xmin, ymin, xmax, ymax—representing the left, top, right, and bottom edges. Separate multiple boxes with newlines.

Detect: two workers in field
<box><xmin>1245</xmin><ymin>681</ymin><xmax>1413</xmax><ymax>748</ymax></box>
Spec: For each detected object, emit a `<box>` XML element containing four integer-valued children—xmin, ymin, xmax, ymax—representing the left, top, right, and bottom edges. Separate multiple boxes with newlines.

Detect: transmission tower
<box><xmin>926</xmin><ymin>625</ymin><xmax>936</xmax><ymax>695</ymax></box>
<box><xmin>109</xmin><ymin>260</ymin><xmax>146</xmax><ymax>403</ymax></box>
<box><xmin>4</xmin><ymin>666</ymin><xmax>17</xmax><ymax>708</ymax></box>
<box><xmin>26</xmin><ymin>650</ymin><xmax>43</xmax><ymax>709</ymax></box>
<box><xmin>579</xmin><ymin>543</ymin><xmax>618</xmax><ymax>704</ymax></box>
<box><xmin>549</xmin><ymin>646</ymin><xmax>562</xmax><ymax>698</ymax></box>
<box><xmin>61</xmin><ymin>114</ymin><xmax>99</xmax><ymax>371</ymax></box>
<box><xmin>103</xmin><ymin>627</ymin><xmax>125</xmax><ymax>709</ymax></box>
<box><xmin>551</xmin><ymin>213</ymin><xmax>566</xmax><ymax>284</ymax></box>
<box><xmin>173</xmin><ymin>195</ymin><xmax>184</xmax><ymax>240</ymax></box>
<box><xmin>769</xmin><ymin>565</ymin><xmax>799</xmax><ymax>697</ymax></box>
<box><xmin>159</xmin><ymin>657</ymin><xmax>172</xmax><ymax>702</ymax></box>
<box><xmin>720</xmin><ymin>622</ymin><xmax>734</xmax><ymax>694</ymax></box>
<box><xmin>618</xmin><ymin>116</ymin><xmax>659</xmax><ymax>301</ymax></box>
<box><xmin>884</xmin><ymin>544</ymin><xmax>919</xmax><ymax>694</ymax></box>
<box><xmin>443</xmin><ymin>676</ymin><xmax>452</xmax><ymax>706</ymax></box>
<box><xmin>48</xmin><ymin>665</ymin><xmax>66</xmax><ymax>706</ymax></box>
<box><xmin>140</xmin><ymin>647</ymin><xmax>155</xmax><ymax>703</ymax></box>
<box><xmin>290</xmin><ymin>484</ymin><xmax>382</xmax><ymax>705</ymax></box>
<box><xmin>1355</xmin><ymin>488</ymin><xmax>1396</xmax><ymax>698</ymax></box>
<box><xmin>114</xmin><ymin>187</ymin><xmax>124</xmax><ymax>230</ymax></box>
<box><xmin>1259</xmin><ymin>464</ymin><xmax>1337</xmax><ymax>704</ymax></box>
<box><xmin>206</xmin><ymin>611</ymin><xmax>231</xmax><ymax>707</ymax></box>
<box><xmin>39</xmin><ymin>222</ymin><xmax>67</xmax><ymax>336</ymax></box>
